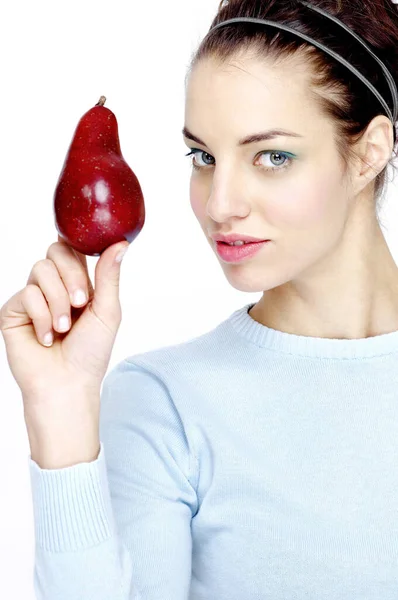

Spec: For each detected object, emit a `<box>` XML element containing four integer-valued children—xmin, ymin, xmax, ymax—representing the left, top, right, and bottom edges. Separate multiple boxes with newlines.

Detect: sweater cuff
<box><xmin>28</xmin><ymin>442</ymin><xmax>117</xmax><ymax>552</ymax></box>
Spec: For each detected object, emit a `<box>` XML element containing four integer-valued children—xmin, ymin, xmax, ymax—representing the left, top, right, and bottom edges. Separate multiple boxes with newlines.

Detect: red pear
<box><xmin>53</xmin><ymin>96</ymin><xmax>145</xmax><ymax>256</ymax></box>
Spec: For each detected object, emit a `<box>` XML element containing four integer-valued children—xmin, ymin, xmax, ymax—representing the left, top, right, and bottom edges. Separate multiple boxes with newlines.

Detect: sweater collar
<box><xmin>228</xmin><ymin>303</ymin><xmax>398</xmax><ymax>359</ymax></box>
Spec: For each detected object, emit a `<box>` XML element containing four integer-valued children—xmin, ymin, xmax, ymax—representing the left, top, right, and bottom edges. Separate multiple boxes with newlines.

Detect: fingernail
<box><xmin>58</xmin><ymin>315</ymin><xmax>70</xmax><ymax>332</ymax></box>
<box><xmin>72</xmin><ymin>289</ymin><xmax>87</xmax><ymax>306</ymax></box>
<box><xmin>115</xmin><ymin>245</ymin><xmax>129</xmax><ymax>263</ymax></box>
<box><xmin>43</xmin><ymin>332</ymin><xmax>53</xmax><ymax>347</ymax></box>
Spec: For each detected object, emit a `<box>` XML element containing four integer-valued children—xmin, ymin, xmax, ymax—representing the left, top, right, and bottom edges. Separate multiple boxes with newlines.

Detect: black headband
<box><xmin>211</xmin><ymin>1</ymin><xmax>398</xmax><ymax>123</ymax></box>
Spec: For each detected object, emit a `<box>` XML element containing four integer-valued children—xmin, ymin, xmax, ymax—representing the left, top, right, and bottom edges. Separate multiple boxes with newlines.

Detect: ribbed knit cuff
<box><xmin>28</xmin><ymin>442</ymin><xmax>117</xmax><ymax>552</ymax></box>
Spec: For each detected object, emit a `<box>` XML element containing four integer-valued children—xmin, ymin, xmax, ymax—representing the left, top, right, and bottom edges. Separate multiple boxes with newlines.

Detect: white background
<box><xmin>0</xmin><ymin>1</ymin><xmax>397</xmax><ymax>598</ymax></box>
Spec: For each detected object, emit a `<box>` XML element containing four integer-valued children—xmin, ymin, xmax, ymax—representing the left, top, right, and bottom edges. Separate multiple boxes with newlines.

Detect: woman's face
<box><xmin>183</xmin><ymin>53</ymin><xmax>354</xmax><ymax>293</ymax></box>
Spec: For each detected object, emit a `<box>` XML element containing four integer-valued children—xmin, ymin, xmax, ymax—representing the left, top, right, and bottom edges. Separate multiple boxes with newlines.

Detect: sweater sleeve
<box><xmin>28</xmin><ymin>359</ymin><xmax>199</xmax><ymax>600</ymax></box>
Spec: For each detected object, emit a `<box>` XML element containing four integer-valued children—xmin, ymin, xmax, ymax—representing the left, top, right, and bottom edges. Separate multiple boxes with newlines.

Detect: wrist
<box><xmin>23</xmin><ymin>393</ymin><xmax>101</xmax><ymax>469</ymax></box>
<box><xmin>28</xmin><ymin>434</ymin><xmax>101</xmax><ymax>469</ymax></box>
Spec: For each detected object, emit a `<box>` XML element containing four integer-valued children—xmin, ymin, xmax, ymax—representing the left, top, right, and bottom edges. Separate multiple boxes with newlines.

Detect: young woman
<box><xmin>1</xmin><ymin>1</ymin><xmax>398</xmax><ymax>598</ymax></box>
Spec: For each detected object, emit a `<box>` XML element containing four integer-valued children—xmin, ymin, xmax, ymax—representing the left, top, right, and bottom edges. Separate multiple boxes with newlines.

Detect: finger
<box><xmin>57</xmin><ymin>234</ymin><xmax>90</xmax><ymax>275</ymax></box>
<box><xmin>48</xmin><ymin>239</ymin><xmax>94</xmax><ymax>304</ymax></box>
<box><xmin>27</xmin><ymin>259</ymin><xmax>72</xmax><ymax>334</ymax></box>
<box><xmin>23</xmin><ymin>285</ymin><xmax>55</xmax><ymax>346</ymax></box>
<box><xmin>91</xmin><ymin>241</ymin><xmax>130</xmax><ymax>326</ymax></box>
<box><xmin>1</xmin><ymin>285</ymin><xmax>54</xmax><ymax>347</ymax></box>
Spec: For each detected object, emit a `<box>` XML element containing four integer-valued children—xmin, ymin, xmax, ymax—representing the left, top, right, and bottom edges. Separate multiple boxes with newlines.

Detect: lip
<box><xmin>215</xmin><ymin>239</ymin><xmax>270</xmax><ymax>263</ymax></box>
<box><xmin>210</xmin><ymin>233</ymin><xmax>269</xmax><ymax>244</ymax></box>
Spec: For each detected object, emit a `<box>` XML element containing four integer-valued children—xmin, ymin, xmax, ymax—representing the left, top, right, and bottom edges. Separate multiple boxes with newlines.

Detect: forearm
<box><xmin>29</xmin><ymin>442</ymin><xmax>141</xmax><ymax>600</ymax></box>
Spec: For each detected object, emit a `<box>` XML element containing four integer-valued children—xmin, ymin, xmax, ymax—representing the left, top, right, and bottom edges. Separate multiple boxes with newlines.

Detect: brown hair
<box><xmin>187</xmin><ymin>0</ymin><xmax>398</xmax><ymax>209</ymax></box>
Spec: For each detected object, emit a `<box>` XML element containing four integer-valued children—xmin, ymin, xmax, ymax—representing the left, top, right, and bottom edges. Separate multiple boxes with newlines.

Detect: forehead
<box><xmin>185</xmin><ymin>53</ymin><xmax>327</xmax><ymax>137</ymax></box>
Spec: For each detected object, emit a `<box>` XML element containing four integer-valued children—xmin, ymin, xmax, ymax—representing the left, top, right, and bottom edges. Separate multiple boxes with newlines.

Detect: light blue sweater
<box><xmin>28</xmin><ymin>302</ymin><xmax>398</xmax><ymax>599</ymax></box>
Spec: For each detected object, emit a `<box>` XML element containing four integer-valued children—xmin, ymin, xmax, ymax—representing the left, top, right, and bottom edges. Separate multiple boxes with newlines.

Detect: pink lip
<box><xmin>211</xmin><ymin>233</ymin><xmax>269</xmax><ymax>244</ymax></box>
<box><xmin>215</xmin><ymin>240</ymin><xmax>270</xmax><ymax>263</ymax></box>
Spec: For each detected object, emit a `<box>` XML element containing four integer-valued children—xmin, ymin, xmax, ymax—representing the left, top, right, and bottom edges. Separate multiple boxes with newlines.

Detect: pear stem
<box><xmin>96</xmin><ymin>96</ymin><xmax>106</xmax><ymax>106</ymax></box>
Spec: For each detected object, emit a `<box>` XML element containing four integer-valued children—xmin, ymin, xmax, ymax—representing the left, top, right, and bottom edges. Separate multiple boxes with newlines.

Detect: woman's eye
<box><xmin>185</xmin><ymin>149</ymin><xmax>215</xmax><ymax>168</ymax></box>
<box><xmin>184</xmin><ymin>149</ymin><xmax>295</xmax><ymax>172</ymax></box>
<box><xmin>258</xmin><ymin>151</ymin><xmax>289</xmax><ymax>168</ymax></box>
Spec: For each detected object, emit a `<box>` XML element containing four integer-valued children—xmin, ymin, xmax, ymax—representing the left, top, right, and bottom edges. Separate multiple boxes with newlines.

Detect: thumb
<box><xmin>91</xmin><ymin>241</ymin><xmax>130</xmax><ymax>320</ymax></box>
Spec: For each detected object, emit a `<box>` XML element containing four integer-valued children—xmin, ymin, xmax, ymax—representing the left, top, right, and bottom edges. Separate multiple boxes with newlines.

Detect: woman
<box><xmin>1</xmin><ymin>0</ymin><xmax>398</xmax><ymax>598</ymax></box>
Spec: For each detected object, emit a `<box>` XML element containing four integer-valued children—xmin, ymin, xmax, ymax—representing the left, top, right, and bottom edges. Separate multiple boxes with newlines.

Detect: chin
<box><xmin>219</xmin><ymin>259</ymin><xmax>296</xmax><ymax>294</ymax></box>
<box><xmin>219</xmin><ymin>267</ymin><xmax>274</xmax><ymax>293</ymax></box>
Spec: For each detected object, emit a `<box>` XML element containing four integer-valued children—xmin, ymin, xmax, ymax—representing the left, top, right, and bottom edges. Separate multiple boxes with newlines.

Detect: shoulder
<box><xmin>101</xmin><ymin>302</ymin><xmax>248</xmax><ymax>411</ymax></box>
<box><xmin>120</xmin><ymin>311</ymin><xmax>234</xmax><ymax>377</ymax></box>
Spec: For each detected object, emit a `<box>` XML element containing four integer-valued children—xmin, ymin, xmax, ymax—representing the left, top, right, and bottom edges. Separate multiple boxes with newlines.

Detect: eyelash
<box><xmin>185</xmin><ymin>149</ymin><xmax>296</xmax><ymax>174</ymax></box>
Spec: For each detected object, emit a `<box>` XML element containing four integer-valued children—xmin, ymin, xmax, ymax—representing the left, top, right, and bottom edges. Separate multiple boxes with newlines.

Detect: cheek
<box><xmin>269</xmin><ymin>171</ymin><xmax>345</xmax><ymax>234</ymax></box>
<box><xmin>190</xmin><ymin>179</ymin><xmax>206</xmax><ymax>222</ymax></box>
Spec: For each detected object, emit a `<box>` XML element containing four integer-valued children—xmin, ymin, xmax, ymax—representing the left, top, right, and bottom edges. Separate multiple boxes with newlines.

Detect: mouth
<box><xmin>214</xmin><ymin>239</ymin><xmax>270</xmax><ymax>263</ymax></box>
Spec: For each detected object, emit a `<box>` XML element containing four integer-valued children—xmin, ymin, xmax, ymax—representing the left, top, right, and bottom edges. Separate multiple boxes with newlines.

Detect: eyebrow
<box><xmin>182</xmin><ymin>126</ymin><xmax>304</xmax><ymax>147</ymax></box>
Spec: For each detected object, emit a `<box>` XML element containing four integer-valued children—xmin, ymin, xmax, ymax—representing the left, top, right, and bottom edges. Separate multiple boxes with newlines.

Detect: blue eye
<box><xmin>185</xmin><ymin>150</ymin><xmax>215</xmax><ymax>169</ymax></box>
<box><xmin>185</xmin><ymin>149</ymin><xmax>296</xmax><ymax>173</ymax></box>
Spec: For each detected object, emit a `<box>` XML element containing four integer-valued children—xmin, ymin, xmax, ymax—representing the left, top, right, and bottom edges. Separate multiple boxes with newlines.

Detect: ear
<box><xmin>351</xmin><ymin>115</ymin><xmax>394</xmax><ymax>194</ymax></box>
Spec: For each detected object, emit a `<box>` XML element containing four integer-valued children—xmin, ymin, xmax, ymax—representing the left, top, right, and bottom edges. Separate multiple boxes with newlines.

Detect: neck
<box><xmin>250</xmin><ymin>214</ymin><xmax>398</xmax><ymax>340</ymax></box>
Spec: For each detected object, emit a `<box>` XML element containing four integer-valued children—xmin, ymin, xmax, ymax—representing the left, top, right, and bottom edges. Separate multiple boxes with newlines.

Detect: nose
<box><xmin>206</xmin><ymin>176</ymin><xmax>251</xmax><ymax>223</ymax></box>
